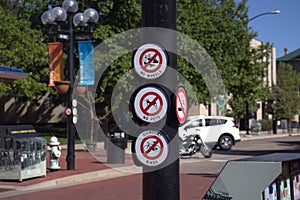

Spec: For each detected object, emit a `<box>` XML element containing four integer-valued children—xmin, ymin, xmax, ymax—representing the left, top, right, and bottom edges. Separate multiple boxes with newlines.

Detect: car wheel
<box><xmin>218</xmin><ymin>135</ymin><xmax>233</xmax><ymax>151</ymax></box>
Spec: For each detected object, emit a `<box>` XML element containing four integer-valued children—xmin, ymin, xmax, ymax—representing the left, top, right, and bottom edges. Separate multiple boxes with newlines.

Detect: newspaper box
<box><xmin>0</xmin><ymin>125</ymin><xmax>46</xmax><ymax>181</ymax></box>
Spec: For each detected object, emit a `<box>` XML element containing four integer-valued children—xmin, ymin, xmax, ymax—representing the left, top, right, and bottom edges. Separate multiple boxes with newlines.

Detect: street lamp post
<box><xmin>245</xmin><ymin>10</ymin><xmax>280</xmax><ymax>135</ymax></box>
<box><xmin>249</xmin><ymin>10</ymin><xmax>280</xmax><ymax>22</ymax></box>
<box><xmin>41</xmin><ymin>0</ymin><xmax>99</xmax><ymax>170</ymax></box>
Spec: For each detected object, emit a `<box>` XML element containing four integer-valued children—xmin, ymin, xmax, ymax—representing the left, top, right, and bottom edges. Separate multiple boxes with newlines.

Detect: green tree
<box><xmin>177</xmin><ymin>0</ymin><xmax>269</xmax><ymax>120</ymax></box>
<box><xmin>270</xmin><ymin>62</ymin><xmax>300</xmax><ymax>130</ymax></box>
<box><xmin>0</xmin><ymin>0</ymin><xmax>271</xmax><ymax>124</ymax></box>
<box><xmin>0</xmin><ymin>5</ymin><xmax>50</xmax><ymax>100</ymax></box>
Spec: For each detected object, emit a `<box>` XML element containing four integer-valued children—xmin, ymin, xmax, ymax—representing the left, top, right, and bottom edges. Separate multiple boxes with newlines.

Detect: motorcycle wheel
<box><xmin>200</xmin><ymin>145</ymin><xmax>212</xmax><ymax>158</ymax></box>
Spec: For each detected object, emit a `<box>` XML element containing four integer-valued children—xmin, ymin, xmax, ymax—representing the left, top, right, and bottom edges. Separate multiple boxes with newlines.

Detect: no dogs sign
<box><xmin>134</xmin><ymin>86</ymin><xmax>168</xmax><ymax>123</ymax></box>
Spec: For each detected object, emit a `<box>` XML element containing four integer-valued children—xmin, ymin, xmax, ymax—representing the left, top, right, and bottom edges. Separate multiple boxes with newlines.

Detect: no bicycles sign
<box><xmin>135</xmin><ymin>130</ymin><xmax>168</xmax><ymax>167</ymax></box>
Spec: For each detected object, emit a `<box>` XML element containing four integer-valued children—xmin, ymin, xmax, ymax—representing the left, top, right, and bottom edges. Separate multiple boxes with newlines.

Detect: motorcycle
<box><xmin>179</xmin><ymin>129</ymin><xmax>212</xmax><ymax>158</ymax></box>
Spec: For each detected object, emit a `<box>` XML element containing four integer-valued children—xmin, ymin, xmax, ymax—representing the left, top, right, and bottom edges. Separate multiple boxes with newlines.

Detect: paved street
<box><xmin>0</xmin><ymin>134</ymin><xmax>300</xmax><ymax>199</ymax></box>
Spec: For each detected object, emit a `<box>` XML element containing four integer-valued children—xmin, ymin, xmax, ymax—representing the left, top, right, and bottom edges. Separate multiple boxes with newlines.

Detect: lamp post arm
<box><xmin>249</xmin><ymin>13</ymin><xmax>269</xmax><ymax>22</ymax></box>
<box><xmin>249</xmin><ymin>10</ymin><xmax>280</xmax><ymax>22</ymax></box>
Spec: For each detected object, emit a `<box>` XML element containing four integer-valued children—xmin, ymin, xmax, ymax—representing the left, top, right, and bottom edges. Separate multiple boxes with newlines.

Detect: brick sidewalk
<box><xmin>0</xmin><ymin>148</ymin><xmax>132</xmax><ymax>187</ymax></box>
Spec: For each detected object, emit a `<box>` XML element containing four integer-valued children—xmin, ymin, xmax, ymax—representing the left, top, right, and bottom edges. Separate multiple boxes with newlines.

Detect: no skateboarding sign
<box><xmin>135</xmin><ymin>130</ymin><xmax>168</xmax><ymax>167</ymax></box>
<box><xmin>134</xmin><ymin>86</ymin><xmax>168</xmax><ymax>123</ymax></box>
<box><xmin>133</xmin><ymin>44</ymin><xmax>168</xmax><ymax>79</ymax></box>
<box><xmin>176</xmin><ymin>87</ymin><xmax>188</xmax><ymax>124</ymax></box>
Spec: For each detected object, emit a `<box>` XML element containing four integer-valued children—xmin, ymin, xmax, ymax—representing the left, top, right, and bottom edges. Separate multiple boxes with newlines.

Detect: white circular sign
<box><xmin>176</xmin><ymin>87</ymin><xmax>188</xmax><ymax>124</ymax></box>
<box><xmin>72</xmin><ymin>108</ymin><xmax>78</xmax><ymax>115</ymax></box>
<box><xmin>133</xmin><ymin>43</ymin><xmax>168</xmax><ymax>79</ymax></box>
<box><xmin>135</xmin><ymin>130</ymin><xmax>168</xmax><ymax>167</ymax></box>
<box><xmin>134</xmin><ymin>86</ymin><xmax>168</xmax><ymax>123</ymax></box>
<box><xmin>72</xmin><ymin>99</ymin><xmax>77</xmax><ymax>107</ymax></box>
<box><xmin>72</xmin><ymin>116</ymin><xmax>78</xmax><ymax>124</ymax></box>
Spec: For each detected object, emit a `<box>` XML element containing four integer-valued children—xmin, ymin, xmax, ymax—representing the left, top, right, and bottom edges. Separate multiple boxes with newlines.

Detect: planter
<box><xmin>75</xmin><ymin>85</ymin><xmax>86</xmax><ymax>94</ymax></box>
<box><xmin>54</xmin><ymin>81</ymin><xmax>70</xmax><ymax>94</ymax></box>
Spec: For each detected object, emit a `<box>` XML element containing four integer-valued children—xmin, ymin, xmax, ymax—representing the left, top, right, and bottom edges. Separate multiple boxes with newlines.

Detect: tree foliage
<box><xmin>178</xmin><ymin>0</ymin><xmax>269</xmax><ymax>118</ymax></box>
<box><xmin>0</xmin><ymin>0</ymin><xmax>271</xmax><ymax>120</ymax></box>
<box><xmin>0</xmin><ymin>4</ymin><xmax>50</xmax><ymax>100</ymax></box>
<box><xmin>268</xmin><ymin>62</ymin><xmax>300</xmax><ymax>120</ymax></box>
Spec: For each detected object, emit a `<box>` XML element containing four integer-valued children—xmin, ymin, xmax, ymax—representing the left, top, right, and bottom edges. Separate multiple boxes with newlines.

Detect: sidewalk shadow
<box><xmin>214</xmin><ymin>149</ymin><xmax>300</xmax><ymax>157</ymax></box>
<box><xmin>186</xmin><ymin>173</ymin><xmax>218</xmax><ymax>178</ymax></box>
<box><xmin>213</xmin><ymin>140</ymin><xmax>300</xmax><ymax>157</ymax></box>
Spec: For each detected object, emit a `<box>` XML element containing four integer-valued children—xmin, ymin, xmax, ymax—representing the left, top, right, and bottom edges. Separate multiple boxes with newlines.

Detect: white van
<box><xmin>179</xmin><ymin>116</ymin><xmax>240</xmax><ymax>150</ymax></box>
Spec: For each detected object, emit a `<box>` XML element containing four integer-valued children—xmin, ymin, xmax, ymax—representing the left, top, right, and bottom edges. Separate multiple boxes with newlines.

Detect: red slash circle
<box><xmin>139</xmin><ymin>48</ymin><xmax>163</xmax><ymax>73</ymax></box>
<box><xmin>176</xmin><ymin>87</ymin><xmax>188</xmax><ymax>123</ymax></box>
<box><xmin>140</xmin><ymin>135</ymin><xmax>163</xmax><ymax>160</ymax></box>
<box><xmin>140</xmin><ymin>92</ymin><xmax>163</xmax><ymax>116</ymax></box>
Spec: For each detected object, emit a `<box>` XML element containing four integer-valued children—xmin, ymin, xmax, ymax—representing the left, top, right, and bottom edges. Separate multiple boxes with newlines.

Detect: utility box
<box><xmin>203</xmin><ymin>153</ymin><xmax>300</xmax><ymax>200</ymax></box>
<box><xmin>0</xmin><ymin>125</ymin><xmax>46</xmax><ymax>181</ymax></box>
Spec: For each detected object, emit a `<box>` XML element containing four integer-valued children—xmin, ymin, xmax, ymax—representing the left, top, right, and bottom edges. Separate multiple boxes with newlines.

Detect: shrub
<box><xmin>261</xmin><ymin>119</ymin><xmax>272</xmax><ymax>131</ymax></box>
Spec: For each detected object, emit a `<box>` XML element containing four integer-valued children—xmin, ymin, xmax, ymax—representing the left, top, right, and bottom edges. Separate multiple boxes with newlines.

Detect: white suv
<box><xmin>178</xmin><ymin>116</ymin><xmax>240</xmax><ymax>150</ymax></box>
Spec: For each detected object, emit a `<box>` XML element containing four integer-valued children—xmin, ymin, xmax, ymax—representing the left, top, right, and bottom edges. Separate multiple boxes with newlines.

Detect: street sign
<box><xmin>133</xmin><ymin>43</ymin><xmax>168</xmax><ymax>79</ymax></box>
<box><xmin>217</xmin><ymin>98</ymin><xmax>226</xmax><ymax>107</ymax></box>
<box><xmin>134</xmin><ymin>86</ymin><xmax>168</xmax><ymax>123</ymax></box>
<box><xmin>65</xmin><ymin>108</ymin><xmax>72</xmax><ymax>116</ymax></box>
<box><xmin>176</xmin><ymin>87</ymin><xmax>188</xmax><ymax>124</ymax></box>
<box><xmin>135</xmin><ymin>130</ymin><xmax>168</xmax><ymax>167</ymax></box>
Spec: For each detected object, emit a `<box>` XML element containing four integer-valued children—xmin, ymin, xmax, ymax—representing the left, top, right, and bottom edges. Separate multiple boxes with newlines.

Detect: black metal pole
<box><xmin>66</xmin><ymin>13</ymin><xmax>75</xmax><ymax>170</ymax></box>
<box><xmin>246</xmin><ymin>101</ymin><xmax>249</xmax><ymax>135</ymax></box>
<box><xmin>142</xmin><ymin>0</ymin><xmax>179</xmax><ymax>200</ymax></box>
<box><xmin>273</xmin><ymin>115</ymin><xmax>277</xmax><ymax>134</ymax></box>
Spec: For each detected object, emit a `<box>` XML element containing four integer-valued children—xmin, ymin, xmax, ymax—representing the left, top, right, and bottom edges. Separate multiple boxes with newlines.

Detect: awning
<box><xmin>0</xmin><ymin>66</ymin><xmax>29</xmax><ymax>82</ymax></box>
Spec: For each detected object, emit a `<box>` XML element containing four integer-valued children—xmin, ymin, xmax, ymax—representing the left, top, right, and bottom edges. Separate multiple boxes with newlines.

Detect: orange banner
<box><xmin>48</xmin><ymin>42</ymin><xmax>64</xmax><ymax>86</ymax></box>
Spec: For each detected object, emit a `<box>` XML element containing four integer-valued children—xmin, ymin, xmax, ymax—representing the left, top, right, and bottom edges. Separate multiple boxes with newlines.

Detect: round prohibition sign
<box><xmin>135</xmin><ymin>130</ymin><xmax>168</xmax><ymax>167</ymax></box>
<box><xmin>140</xmin><ymin>91</ymin><xmax>163</xmax><ymax>116</ymax></box>
<box><xmin>140</xmin><ymin>48</ymin><xmax>163</xmax><ymax>73</ymax></box>
<box><xmin>133</xmin><ymin>44</ymin><xmax>168</xmax><ymax>79</ymax></box>
<box><xmin>134</xmin><ymin>87</ymin><xmax>168</xmax><ymax>123</ymax></box>
<box><xmin>176</xmin><ymin>87</ymin><xmax>188</xmax><ymax>124</ymax></box>
<box><xmin>65</xmin><ymin>108</ymin><xmax>72</xmax><ymax>116</ymax></box>
<box><xmin>140</xmin><ymin>135</ymin><xmax>163</xmax><ymax>160</ymax></box>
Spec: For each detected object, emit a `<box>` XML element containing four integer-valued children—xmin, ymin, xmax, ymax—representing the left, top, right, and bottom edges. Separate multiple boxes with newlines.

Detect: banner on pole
<box><xmin>78</xmin><ymin>40</ymin><xmax>94</xmax><ymax>85</ymax></box>
<box><xmin>48</xmin><ymin>42</ymin><xmax>64</xmax><ymax>86</ymax></box>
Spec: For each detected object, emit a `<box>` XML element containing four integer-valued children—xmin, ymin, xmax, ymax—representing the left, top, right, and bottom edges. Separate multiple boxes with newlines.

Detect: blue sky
<box><xmin>243</xmin><ymin>0</ymin><xmax>300</xmax><ymax>58</ymax></box>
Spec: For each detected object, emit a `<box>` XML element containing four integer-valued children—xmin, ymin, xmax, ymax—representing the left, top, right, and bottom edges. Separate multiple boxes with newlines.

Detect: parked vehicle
<box><xmin>179</xmin><ymin>129</ymin><xmax>212</xmax><ymax>158</ymax></box>
<box><xmin>178</xmin><ymin>116</ymin><xmax>240</xmax><ymax>150</ymax></box>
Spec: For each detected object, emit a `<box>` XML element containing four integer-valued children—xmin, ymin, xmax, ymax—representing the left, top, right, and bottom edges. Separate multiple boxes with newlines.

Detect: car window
<box><xmin>205</xmin><ymin>119</ymin><xmax>216</xmax><ymax>126</ymax></box>
<box><xmin>190</xmin><ymin>119</ymin><xmax>203</xmax><ymax>128</ymax></box>
<box><xmin>218</xmin><ymin>119</ymin><xmax>227</xmax><ymax>124</ymax></box>
<box><xmin>205</xmin><ymin>119</ymin><xmax>227</xmax><ymax>126</ymax></box>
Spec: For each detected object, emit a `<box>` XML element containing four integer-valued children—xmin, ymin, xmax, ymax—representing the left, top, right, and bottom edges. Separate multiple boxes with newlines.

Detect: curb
<box><xmin>240</xmin><ymin>132</ymin><xmax>300</xmax><ymax>141</ymax></box>
<box><xmin>24</xmin><ymin>165</ymin><xmax>142</xmax><ymax>190</ymax></box>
